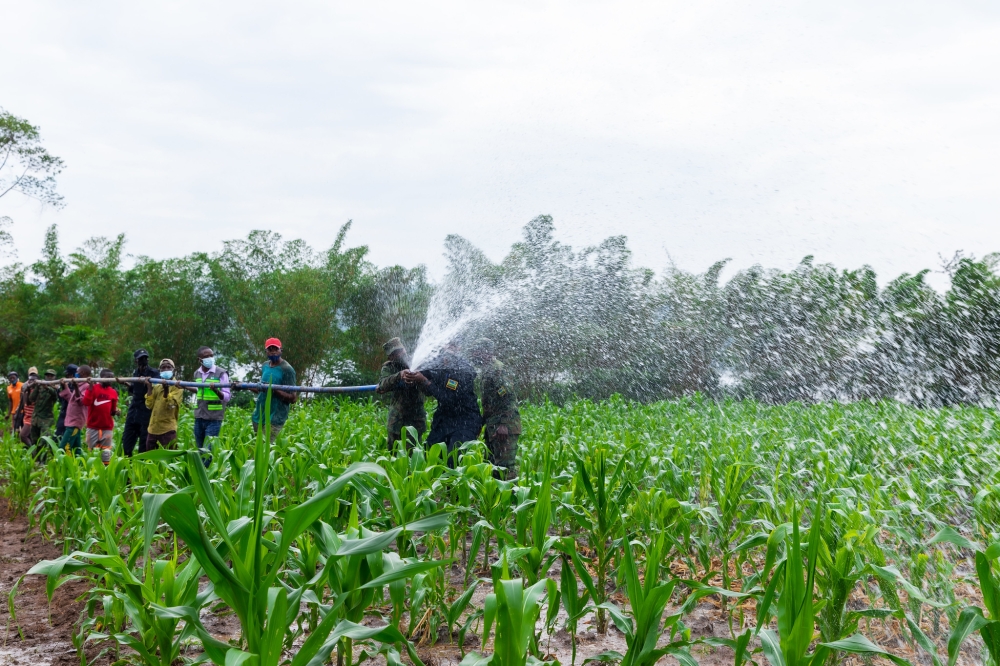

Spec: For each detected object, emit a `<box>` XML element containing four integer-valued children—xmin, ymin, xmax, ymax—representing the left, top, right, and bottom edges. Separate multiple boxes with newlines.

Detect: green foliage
<box><xmin>7</xmin><ymin>391</ymin><xmax>1000</xmax><ymax>665</ymax></box>
<box><xmin>0</xmin><ymin>223</ymin><xmax>430</xmax><ymax>382</ymax></box>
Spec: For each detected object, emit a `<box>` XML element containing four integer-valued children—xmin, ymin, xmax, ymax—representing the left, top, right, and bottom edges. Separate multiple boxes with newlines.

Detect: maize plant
<box><xmin>6</xmin><ymin>393</ymin><xmax>1000</xmax><ymax>666</ymax></box>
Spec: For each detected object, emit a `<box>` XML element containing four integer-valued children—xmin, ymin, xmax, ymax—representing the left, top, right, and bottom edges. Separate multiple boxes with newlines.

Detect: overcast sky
<box><xmin>3</xmin><ymin>1</ymin><xmax>999</xmax><ymax>286</ymax></box>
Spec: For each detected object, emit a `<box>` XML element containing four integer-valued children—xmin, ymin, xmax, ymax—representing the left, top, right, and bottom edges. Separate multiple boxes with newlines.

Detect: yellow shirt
<box><xmin>144</xmin><ymin>385</ymin><xmax>184</xmax><ymax>435</ymax></box>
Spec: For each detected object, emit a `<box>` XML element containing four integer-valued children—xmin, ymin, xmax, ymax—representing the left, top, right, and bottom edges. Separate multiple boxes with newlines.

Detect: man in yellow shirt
<box><xmin>143</xmin><ymin>359</ymin><xmax>184</xmax><ymax>451</ymax></box>
<box><xmin>6</xmin><ymin>371</ymin><xmax>22</xmax><ymax>433</ymax></box>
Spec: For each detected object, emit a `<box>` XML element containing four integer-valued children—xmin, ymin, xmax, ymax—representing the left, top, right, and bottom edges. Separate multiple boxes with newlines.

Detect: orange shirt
<box><xmin>6</xmin><ymin>381</ymin><xmax>21</xmax><ymax>416</ymax></box>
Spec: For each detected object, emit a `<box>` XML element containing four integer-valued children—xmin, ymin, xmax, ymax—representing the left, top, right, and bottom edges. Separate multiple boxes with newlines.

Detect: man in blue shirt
<box><xmin>251</xmin><ymin>337</ymin><xmax>297</xmax><ymax>441</ymax></box>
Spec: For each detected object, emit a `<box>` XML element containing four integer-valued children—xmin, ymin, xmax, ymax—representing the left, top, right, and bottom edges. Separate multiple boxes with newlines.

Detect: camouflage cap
<box><xmin>383</xmin><ymin>337</ymin><xmax>405</xmax><ymax>355</ymax></box>
<box><xmin>44</xmin><ymin>369</ymin><xmax>57</xmax><ymax>376</ymax></box>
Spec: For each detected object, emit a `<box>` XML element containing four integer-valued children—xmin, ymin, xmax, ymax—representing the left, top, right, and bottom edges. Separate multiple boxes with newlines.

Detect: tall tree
<box><xmin>0</xmin><ymin>109</ymin><xmax>64</xmax><ymax>213</ymax></box>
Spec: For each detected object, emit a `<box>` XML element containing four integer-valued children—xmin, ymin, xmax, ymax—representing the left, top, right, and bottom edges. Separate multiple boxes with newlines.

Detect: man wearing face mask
<box><xmin>122</xmin><ymin>349</ymin><xmax>160</xmax><ymax>457</ymax></box>
<box><xmin>143</xmin><ymin>358</ymin><xmax>184</xmax><ymax>452</ymax></box>
<box><xmin>185</xmin><ymin>346</ymin><xmax>230</xmax><ymax>465</ymax></box>
<box><xmin>250</xmin><ymin>338</ymin><xmax>297</xmax><ymax>442</ymax></box>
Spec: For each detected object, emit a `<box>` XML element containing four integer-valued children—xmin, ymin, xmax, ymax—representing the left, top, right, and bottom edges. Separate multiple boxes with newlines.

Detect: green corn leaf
<box><xmin>142</xmin><ymin>492</ymin><xmax>175</xmax><ymax>561</ymax></box>
<box><xmin>759</xmin><ymin>629</ymin><xmax>786</xmax><ymax>666</ymax></box>
<box><xmin>947</xmin><ymin>607</ymin><xmax>989</xmax><ymax>666</ymax></box>
<box><xmin>302</xmin><ymin>620</ymin><xmax>411</xmax><ymax>666</ymax></box>
<box><xmin>900</xmin><ymin>614</ymin><xmax>941</xmax><ymax>666</ymax></box>
<box><xmin>869</xmin><ymin>564</ymin><xmax>950</xmax><ymax>609</ymax></box>
<box><xmin>927</xmin><ymin>527</ymin><xmax>981</xmax><ymax>552</ymax></box>
<box><xmin>289</xmin><ymin>603</ymin><xmax>341</xmax><ymax>666</ymax></box>
<box><xmin>459</xmin><ymin>653</ymin><xmax>494</xmax><ymax>666</ymax></box>
<box><xmin>819</xmin><ymin>634</ymin><xmax>912</xmax><ymax>666</ymax></box>
<box><xmin>260</xmin><ymin>587</ymin><xmax>289</xmax><ymax>666</ymax></box>
<box><xmin>596</xmin><ymin>601</ymin><xmax>633</xmax><ymax>637</ymax></box>
<box><xmin>26</xmin><ymin>555</ymin><xmax>91</xmax><ymax>602</ymax></box>
<box><xmin>359</xmin><ymin>559</ymin><xmax>449</xmax><ymax>590</ymax></box>
<box><xmin>225</xmin><ymin>649</ymin><xmax>258</xmax><ymax>666</ymax></box>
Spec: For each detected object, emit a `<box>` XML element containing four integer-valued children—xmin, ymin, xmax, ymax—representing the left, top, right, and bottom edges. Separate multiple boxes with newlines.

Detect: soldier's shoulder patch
<box><xmin>497</xmin><ymin>386</ymin><xmax>507</xmax><ymax>396</ymax></box>
<box><xmin>445</xmin><ymin>378</ymin><xmax>459</xmax><ymax>391</ymax></box>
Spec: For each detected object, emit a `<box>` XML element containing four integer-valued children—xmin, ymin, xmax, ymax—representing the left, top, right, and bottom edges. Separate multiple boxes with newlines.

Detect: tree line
<box><xmin>1</xmin><ymin>217</ymin><xmax>998</xmax><ymax>406</ymax></box>
<box><xmin>0</xmin><ymin>223</ymin><xmax>430</xmax><ymax>388</ymax></box>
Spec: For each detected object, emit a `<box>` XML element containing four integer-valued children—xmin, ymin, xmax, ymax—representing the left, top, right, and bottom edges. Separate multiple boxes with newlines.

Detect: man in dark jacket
<box><xmin>121</xmin><ymin>349</ymin><xmax>160</xmax><ymax>457</ymax></box>
<box><xmin>377</xmin><ymin>337</ymin><xmax>426</xmax><ymax>450</ymax></box>
<box><xmin>403</xmin><ymin>343</ymin><xmax>482</xmax><ymax>466</ymax></box>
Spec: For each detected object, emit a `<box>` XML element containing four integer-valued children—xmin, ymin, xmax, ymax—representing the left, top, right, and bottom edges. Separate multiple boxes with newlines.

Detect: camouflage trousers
<box><xmin>485</xmin><ymin>428</ymin><xmax>519</xmax><ymax>480</ymax></box>
<box><xmin>27</xmin><ymin>417</ymin><xmax>55</xmax><ymax>460</ymax></box>
<box><xmin>387</xmin><ymin>419</ymin><xmax>425</xmax><ymax>452</ymax></box>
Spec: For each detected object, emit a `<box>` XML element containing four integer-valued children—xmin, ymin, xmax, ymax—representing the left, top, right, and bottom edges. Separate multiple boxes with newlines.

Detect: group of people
<box><xmin>377</xmin><ymin>337</ymin><xmax>521</xmax><ymax>479</ymax></box>
<box><xmin>4</xmin><ymin>338</ymin><xmax>296</xmax><ymax>465</ymax></box>
<box><xmin>4</xmin><ymin>365</ymin><xmax>118</xmax><ymax>462</ymax></box>
<box><xmin>3</xmin><ymin>334</ymin><xmax>520</xmax><ymax>477</ymax></box>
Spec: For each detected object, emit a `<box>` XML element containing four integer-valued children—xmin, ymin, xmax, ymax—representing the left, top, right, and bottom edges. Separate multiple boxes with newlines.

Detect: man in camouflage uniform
<box><xmin>24</xmin><ymin>369</ymin><xmax>60</xmax><ymax>453</ymax></box>
<box><xmin>470</xmin><ymin>339</ymin><xmax>521</xmax><ymax>479</ymax></box>
<box><xmin>376</xmin><ymin>337</ymin><xmax>426</xmax><ymax>450</ymax></box>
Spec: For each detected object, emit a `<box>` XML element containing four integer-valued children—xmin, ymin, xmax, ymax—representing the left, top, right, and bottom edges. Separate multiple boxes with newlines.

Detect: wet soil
<box><xmin>1</xmin><ymin>502</ymin><xmax>90</xmax><ymax>666</ymax></box>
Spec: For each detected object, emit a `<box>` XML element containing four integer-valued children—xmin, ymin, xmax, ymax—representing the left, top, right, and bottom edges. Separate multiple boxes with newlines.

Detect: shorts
<box><xmin>252</xmin><ymin>421</ymin><xmax>283</xmax><ymax>443</ymax></box>
<box><xmin>87</xmin><ymin>428</ymin><xmax>113</xmax><ymax>465</ymax></box>
<box><xmin>143</xmin><ymin>430</ymin><xmax>177</xmax><ymax>452</ymax></box>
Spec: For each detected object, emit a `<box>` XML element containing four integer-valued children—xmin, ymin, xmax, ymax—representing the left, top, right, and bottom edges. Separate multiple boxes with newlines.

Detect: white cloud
<box><xmin>2</xmin><ymin>0</ymin><xmax>999</xmax><ymax>287</ymax></box>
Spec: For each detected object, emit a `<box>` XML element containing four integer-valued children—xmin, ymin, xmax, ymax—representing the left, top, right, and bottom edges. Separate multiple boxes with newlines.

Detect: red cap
<box><xmin>265</xmin><ymin>337</ymin><xmax>282</xmax><ymax>349</ymax></box>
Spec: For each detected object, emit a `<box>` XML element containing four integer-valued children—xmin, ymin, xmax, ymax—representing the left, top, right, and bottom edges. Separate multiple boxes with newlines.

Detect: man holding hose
<box><xmin>122</xmin><ymin>349</ymin><xmax>159</xmax><ymax>456</ymax></box>
<box><xmin>143</xmin><ymin>358</ymin><xmax>184</xmax><ymax>452</ymax></box>
<box><xmin>251</xmin><ymin>338</ymin><xmax>297</xmax><ymax>441</ymax></box>
<box><xmin>377</xmin><ymin>337</ymin><xmax>426</xmax><ymax>451</ymax></box>
<box><xmin>402</xmin><ymin>342</ymin><xmax>481</xmax><ymax>467</ymax></box>
<box><xmin>185</xmin><ymin>346</ymin><xmax>230</xmax><ymax>465</ymax></box>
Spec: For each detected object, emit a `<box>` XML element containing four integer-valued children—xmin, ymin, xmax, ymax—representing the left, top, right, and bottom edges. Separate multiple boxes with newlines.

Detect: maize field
<box><xmin>3</xmin><ymin>395</ymin><xmax>1000</xmax><ymax>666</ymax></box>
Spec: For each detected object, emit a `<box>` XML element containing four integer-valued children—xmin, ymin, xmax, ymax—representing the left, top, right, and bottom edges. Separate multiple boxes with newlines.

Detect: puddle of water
<box><xmin>0</xmin><ymin>642</ymin><xmax>74</xmax><ymax>666</ymax></box>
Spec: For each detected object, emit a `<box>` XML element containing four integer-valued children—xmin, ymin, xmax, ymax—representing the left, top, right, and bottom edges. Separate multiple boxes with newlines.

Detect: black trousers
<box><xmin>426</xmin><ymin>423</ymin><xmax>482</xmax><ymax>467</ymax></box>
<box><xmin>121</xmin><ymin>413</ymin><xmax>151</xmax><ymax>456</ymax></box>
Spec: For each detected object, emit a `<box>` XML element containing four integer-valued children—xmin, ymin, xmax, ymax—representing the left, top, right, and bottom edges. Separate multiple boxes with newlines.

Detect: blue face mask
<box><xmin>160</xmin><ymin>370</ymin><xmax>174</xmax><ymax>380</ymax></box>
<box><xmin>201</xmin><ymin>357</ymin><xmax>215</xmax><ymax>369</ymax></box>
<box><xmin>267</xmin><ymin>354</ymin><xmax>281</xmax><ymax>363</ymax></box>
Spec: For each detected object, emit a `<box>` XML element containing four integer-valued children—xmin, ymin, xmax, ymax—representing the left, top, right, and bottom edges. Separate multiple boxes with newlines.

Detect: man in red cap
<box><xmin>251</xmin><ymin>337</ymin><xmax>297</xmax><ymax>441</ymax></box>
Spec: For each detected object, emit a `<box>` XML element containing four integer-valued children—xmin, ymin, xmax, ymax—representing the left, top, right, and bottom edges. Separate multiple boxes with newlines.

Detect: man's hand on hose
<box><xmin>401</xmin><ymin>370</ymin><xmax>427</xmax><ymax>385</ymax></box>
<box><xmin>274</xmin><ymin>389</ymin><xmax>297</xmax><ymax>404</ymax></box>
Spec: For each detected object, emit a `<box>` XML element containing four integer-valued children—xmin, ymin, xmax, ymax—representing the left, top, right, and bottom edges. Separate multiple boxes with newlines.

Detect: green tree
<box><xmin>0</xmin><ymin>109</ymin><xmax>64</xmax><ymax>211</ymax></box>
<box><xmin>210</xmin><ymin>223</ymin><xmax>369</xmax><ymax>384</ymax></box>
